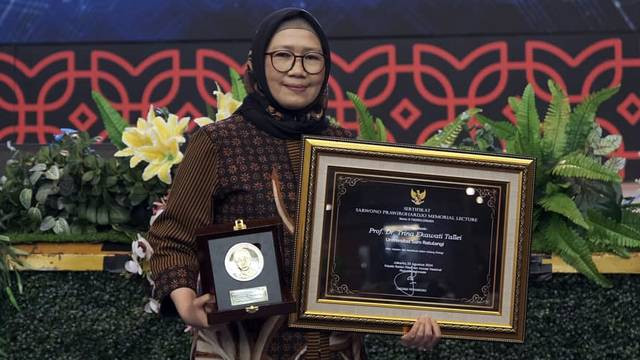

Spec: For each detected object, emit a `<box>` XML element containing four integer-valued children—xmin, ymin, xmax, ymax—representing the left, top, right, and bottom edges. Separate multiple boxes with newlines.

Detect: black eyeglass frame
<box><xmin>264</xmin><ymin>50</ymin><xmax>326</xmax><ymax>75</ymax></box>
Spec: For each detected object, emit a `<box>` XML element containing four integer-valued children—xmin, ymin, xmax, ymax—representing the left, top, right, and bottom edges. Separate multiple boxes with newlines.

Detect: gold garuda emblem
<box><xmin>411</xmin><ymin>189</ymin><xmax>426</xmax><ymax>205</ymax></box>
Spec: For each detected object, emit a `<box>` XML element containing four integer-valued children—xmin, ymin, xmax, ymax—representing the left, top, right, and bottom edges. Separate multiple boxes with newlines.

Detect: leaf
<box><xmin>543</xmin><ymin>215</ymin><xmax>611</xmax><ymax>287</ymax></box>
<box><xmin>35</xmin><ymin>183</ymin><xmax>55</xmax><ymax>204</ymax></box>
<box><xmin>229</xmin><ymin>68</ymin><xmax>247</xmax><ymax>102</ymax></box>
<box><xmin>84</xmin><ymin>155</ymin><xmax>98</xmax><ymax>169</ymax></box>
<box><xmin>347</xmin><ymin>92</ymin><xmax>388</xmax><ymax>142</ymax></box>
<box><xmin>44</xmin><ymin>165</ymin><xmax>60</xmax><ymax>180</ymax></box>
<box><xmin>92</xmin><ymin>91</ymin><xmax>129</xmax><ymax>150</ymax></box>
<box><xmin>29</xmin><ymin>163</ymin><xmax>47</xmax><ymax>172</ymax></box>
<box><xmin>29</xmin><ymin>171</ymin><xmax>43</xmax><ymax>185</ymax></box>
<box><xmin>27</xmin><ymin>207</ymin><xmax>42</xmax><ymax>222</ymax></box>
<box><xmin>508</xmin><ymin>96</ymin><xmax>521</xmax><ymax>114</ymax></box>
<box><xmin>603</xmin><ymin>157</ymin><xmax>626</xmax><ymax>172</ymax></box>
<box><xmin>587</xmin><ymin>210</ymin><xmax>640</xmax><ymax>249</ymax></box>
<box><xmin>541</xmin><ymin>80</ymin><xmax>571</xmax><ymax>161</ymax></box>
<box><xmin>572</xmin><ymin>179</ymin><xmax>622</xmax><ymax>221</ymax></box>
<box><xmin>86</xmin><ymin>204</ymin><xmax>98</xmax><ymax>224</ymax></box>
<box><xmin>621</xmin><ymin>208</ymin><xmax>640</xmax><ymax>229</ymax></box>
<box><xmin>5</xmin><ymin>286</ymin><xmax>20</xmax><ymax>310</ymax></box>
<box><xmin>374</xmin><ymin>117</ymin><xmax>387</xmax><ymax>142</ymax></box>
<box><xmin>564</xmin><ymin>86</ymin><xmax>619</xmax><ymax>154</ymax></box>
<box><xmin>592</xmin><ymin>134</ymin><xmax>622</xmax><ymax>156</ymax></box>
<box><xmin>39</xmin><ymin>216</ymin><xmax>56</xmax><ymax>231</ymax></box>
<box><xmin>475</xmin><ymin>114</ymin><xmax>516</xmax><ymax>140</ymax></box>
<box><xmin>97</xmin><ymin>206</ymin><xmax>110</xmax><ymax>225</ymax></box>
<box><xmin>514</xmin><ymin>84</ymin><xmax>542</xmax><ymax>158</ymax></box>
<box><xmin>108</xmin><ymin>206</ymin><xmax>130</xmax><ymax>224</ymax></box>
<box><xmin>53</xmin><ymin>218</ymin><xmax>70</xmax><ymax>234</ymax></box>
<box><xmin>81</xmin><ymin>171</ymin><xmax>95</xmax><ymax>183</ymax></box>
<box><xmin>538</xmin><ymin>192</ymin><xmax>590</xmax><ymax>229</ymax></box>
<box><xmin>424</xmin><ymin>108</ymin><xmax>481</xmax><ymax>148</ymax></box>
<box><xmin>553</xmin><ymin>153</ymin><xmax>621</xmax><ymax>183</ymax></box>
<box><xmin>19</xmin><ymin>188</ymin><xmax>32</xmax><ymax>210</ymax></box>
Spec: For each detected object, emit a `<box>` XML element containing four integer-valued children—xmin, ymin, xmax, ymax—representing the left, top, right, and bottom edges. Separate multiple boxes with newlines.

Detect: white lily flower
<box><xmin>125</xmin><ymin>258</ymin><xmax>143</xmax><ymax>275</ymax></box>
<box><xmin>131</xmin><ymin>234</ymin><xmax>154</xmax><ymax>261</ymax></box>
<box><xmin>149</xmin><ymin>208</ymin><xmax>164</xmax><ymax>226</ymax></box>
<box><xmin>194</xmin><ymin>117</ymin><xmax>215</xmax><ymax>127</ymax></box>
<box><xmin>144</xmin><ymin>298</ymin><xmax>160</xmax><ymax>314</ymax></box>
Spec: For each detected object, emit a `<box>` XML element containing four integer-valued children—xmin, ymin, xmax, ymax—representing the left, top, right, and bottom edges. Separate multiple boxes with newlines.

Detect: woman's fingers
<box><xmin>400</xmin><ymin>316</ymin><xmax>441</xmax><ymax>350</ymax></box>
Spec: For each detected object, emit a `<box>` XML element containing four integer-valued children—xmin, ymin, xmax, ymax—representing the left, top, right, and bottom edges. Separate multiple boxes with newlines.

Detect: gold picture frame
<box><xmin>289</xmin><ymin>137</ymin><xmax>536</xmax><ymax>342</ymax></box>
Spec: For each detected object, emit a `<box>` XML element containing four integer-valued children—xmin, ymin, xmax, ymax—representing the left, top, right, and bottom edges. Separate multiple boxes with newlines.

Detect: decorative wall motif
<box><xmin>1</xmin><ymin>38</ymin><xmax>638</xmax><ymax>179</ymax></box>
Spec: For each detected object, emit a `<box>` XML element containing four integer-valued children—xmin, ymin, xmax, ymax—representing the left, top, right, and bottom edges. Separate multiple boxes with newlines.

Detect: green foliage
<box><xmin>91</xmin><ymin>91</ymin><xmax>129</xmax><ymax>150</ymax></box>
<box><xmin>564</xmin><ymin>86</ymin><xmax>619</xmax><ymax>154</ymax></box>
<box><xmin>0</xmin><ymin>234</ymin><xmax>25</xmax><ymax>312</ymax></box>
<box><xmin>553</xmin><ymin>153</ymin><xmax>621</xmax><ymax>183</ymax></box>
<box><xmin>542</xmin><ymin>215</ymin><xmax>611</xmax><ymax>287</ymax></box>
<box><xmin>513</xmin><ymin>84</ymin><xmax>542</xmax><ymax>160</ymax></box>
<box><xmin>347</xmin><ymin>92</ymin><xmax>387</xmax><ymax>142</ymax></box>
<box><xmin>0</xmin><ymin>132</ymin><xmax>167</xmax><ymax>237</ymax></box>
<box><xmin>229</xmin><ymin>68</ymin><xmax>248</xmax><ymax>102</ymax></box>
<box><xmin>537</xmin><ymin>192</ymin><xmax>590</xmax><ymax>230</ymax></box>
<box><xmin>423</xmin><ymin>108</ymin><xmax>480</xmax><ymax>148</ymax></box>
<box><xmin>475</xmin><ymin>114</ymin><xmax>516</xmax><ymax>140</ymax></box>
<box><xmin>430</xmin><ymin>80</ymin><xmax>636</xmax><ymax>286</ymax></box>
<box><xmin>541</xmin><ymin>80</ymin><xmax>571</xmax><ymax>161</ymax></box>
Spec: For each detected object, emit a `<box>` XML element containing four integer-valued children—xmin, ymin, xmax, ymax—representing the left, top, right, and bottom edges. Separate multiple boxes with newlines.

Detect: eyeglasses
<box><xmin>265</xmin><ymin>50</ymin><xmax>326</xmax><ymax>75</ymax></box>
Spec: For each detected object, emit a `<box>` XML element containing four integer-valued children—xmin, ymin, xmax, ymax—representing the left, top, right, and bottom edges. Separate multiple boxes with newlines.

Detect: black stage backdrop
<box><xmin>1</xmin><ymin>1</ymin><xmax>639</xmax><ymax>180</ymax></box>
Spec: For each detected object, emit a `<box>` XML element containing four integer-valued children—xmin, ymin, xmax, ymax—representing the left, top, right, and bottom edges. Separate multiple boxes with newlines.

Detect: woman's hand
<box><xmin>170</xmin><ymin>287</ymin><xmax>216</xmax><ymax>328</ymax></box>
<box><xmin>400</xmin><ymin>315</ymin><xmax>441</xmax><ymax>351</ymax></box>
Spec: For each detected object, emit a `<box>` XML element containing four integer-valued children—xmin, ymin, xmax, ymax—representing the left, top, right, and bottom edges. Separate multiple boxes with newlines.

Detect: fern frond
<box><xmin>587</xmin><ymin>210</ymin><xmax>640</xmax><ymax>249</ymax></box>
<box><xmin>537</xmin><ymin>192</ymin><xmax>590</xmax><ymax>229</ymax></box>
<box><xmin>508</xmin><ymin>96</ymin><xmax>521</xmax><ymax>114</ymax></box>
<box><xmin>229</xmin><ymin>68</ymin><xmax>247</xmax><ymax>102</ymax></box>
<box><xmin>552</xmin><ymin>153</ymin><xmax>621</xmax><ymax>183</ymax></box>
<box><xmin>541</xmin><ymin>80</ymin><xmax>571</xmax><ymax>161</ymax></box>
<box><xmin>91</xmin><ymin>91</ymin><xmax>128</xmax><ymax>150</ymax></box>
<box><xmin>347</xmin><ymin>92</ymin><xmax>387</xmax><ymax>142</ymax></box>
<box><xmin>544</xmin><ymin>215</ymin><xmax>611</xmax><ymax>287</ymax></box>
<box><xmin>475</xmin><ymin>114</ymin><xmax>516</xmax><ymax>140</ymax></box>
<box><xmin>564</xmin><ymin>86</ymin><xmax>619</xmax><ymax>154</ymax></box>
<box><xmin>621</xmin><ymin>208</ymin><xmax>640</xmax><ymax>229</ymax></box>
<box><xmin>374</xmin><ymin>117</ymin><xmax>388</xmax><ymax>142</ymax></box>
<box><xmin>514</xmin><ymin>84</ymin><xmax>542</xmax><ymax>157</ymax></box>
<box><xmin>584</xmin><ymin>234</ymin><xmax>630</xmax><ymax>258</ymax></box>
<box><xmin>424</xmin><ymin>108</ymin><xmax>480</xmax><ymax>148</ymax></box>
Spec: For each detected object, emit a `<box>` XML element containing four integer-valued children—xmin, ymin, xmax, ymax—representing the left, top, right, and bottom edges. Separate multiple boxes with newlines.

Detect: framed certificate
<box><xmin>195</xmin><ymin>218</ymin><xmax>295</xmax><ymax>324</ymax></box>
<box><xmin>289</xmin><ymin>137</ymin><xmax>535</xmax><ymax>342</ymax></box>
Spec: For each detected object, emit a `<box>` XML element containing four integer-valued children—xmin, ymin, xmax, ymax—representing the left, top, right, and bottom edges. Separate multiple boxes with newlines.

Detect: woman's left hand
<box><xmin>400</xmin><ymin>315</ymin><xmax>441</xmax><ymax>351</ymax></box>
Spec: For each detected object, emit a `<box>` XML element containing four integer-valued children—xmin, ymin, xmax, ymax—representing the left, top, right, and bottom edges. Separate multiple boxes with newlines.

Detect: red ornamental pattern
<box><xmin>0</xmin><ymin>38</ymin><xmax>639</xmax><ymax>178</ymax></box>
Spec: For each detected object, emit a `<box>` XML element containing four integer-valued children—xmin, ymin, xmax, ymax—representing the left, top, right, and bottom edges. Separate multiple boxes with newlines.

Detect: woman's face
<box><xmin>264</xmin><ymin>28</ymin><xmax>324</xmax><ymax>110</ymax></box>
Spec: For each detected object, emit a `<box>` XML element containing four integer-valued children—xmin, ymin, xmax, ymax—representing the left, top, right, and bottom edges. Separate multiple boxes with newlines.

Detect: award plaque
<box><xmin>195</xmin><ymin>218</ymin><xmax>295</xmax><ymax>324</ymax></box>
<box><xmin>289</xmin><ymin>137</ymin><xmax>535</xmax><ymax>342</ymax></box>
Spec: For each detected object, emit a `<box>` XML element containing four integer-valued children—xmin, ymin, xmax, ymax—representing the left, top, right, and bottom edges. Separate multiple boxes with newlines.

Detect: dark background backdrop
<box><xmin>1</xmin><ymin>0</ymin><xmax>639</xmax><ymax>179</ymax></box>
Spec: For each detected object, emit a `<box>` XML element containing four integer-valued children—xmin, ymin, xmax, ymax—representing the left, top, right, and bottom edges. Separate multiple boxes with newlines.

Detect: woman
<box><xmin>148</xmin><ymin>8</ymin><xmax>440</xmax><ymax>359</ymax></box>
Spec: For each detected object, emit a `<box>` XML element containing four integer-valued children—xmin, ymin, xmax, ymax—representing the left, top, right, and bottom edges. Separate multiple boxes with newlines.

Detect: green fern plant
<box><xmin>451</xmin><ymin>80</ymin><xmax>639</xmax><ymax>287</ymax></box>
<box><xmin>347</xmin><ymin>92</ymin><xmax>387</xmax><ymax>142</ymax></box>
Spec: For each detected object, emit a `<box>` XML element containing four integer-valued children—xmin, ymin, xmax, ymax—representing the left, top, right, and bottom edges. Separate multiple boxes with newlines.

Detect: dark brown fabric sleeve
<box><xmin>147</xmin><ymin>128</ymin><xmax>218</xmax><ymax>316</ymax></box>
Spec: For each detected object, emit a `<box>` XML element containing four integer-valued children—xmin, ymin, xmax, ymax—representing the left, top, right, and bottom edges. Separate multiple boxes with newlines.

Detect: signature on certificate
<box><xmin>393</xmin><ymin>266</ymin><xmax>418</xmax><ymax>296</ymax></box>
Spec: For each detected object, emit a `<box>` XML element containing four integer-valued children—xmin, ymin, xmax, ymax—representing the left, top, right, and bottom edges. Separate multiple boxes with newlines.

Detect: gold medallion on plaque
<box><xmin>224</xmin><ymin>243</ymin><xmax>264</xmax><ymax>281</ymax></box>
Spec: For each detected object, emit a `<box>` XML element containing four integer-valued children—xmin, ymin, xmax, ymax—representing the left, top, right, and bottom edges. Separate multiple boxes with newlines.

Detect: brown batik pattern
<box><xmin>201</xmin><ymin>115</ymin><xmax>352</xmax><ymax>358</ymax></box>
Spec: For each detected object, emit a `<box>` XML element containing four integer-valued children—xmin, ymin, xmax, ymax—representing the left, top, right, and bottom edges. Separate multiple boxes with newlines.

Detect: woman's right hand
<box><xmin>170</xmin><ymin>287</ymin><xmax>215</xmax><ymax>328</ymax></box>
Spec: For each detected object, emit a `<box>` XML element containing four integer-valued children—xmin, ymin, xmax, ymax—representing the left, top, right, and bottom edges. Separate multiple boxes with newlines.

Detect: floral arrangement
<box><xmin>112</xmin><ymin>69</ymin><xmax>245</xmax><ymax>312</ymax></box>
<box><xmin>354</xmin><ymin>80</ymin><xmax>640</xmax><ymax>287</ymax></box>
